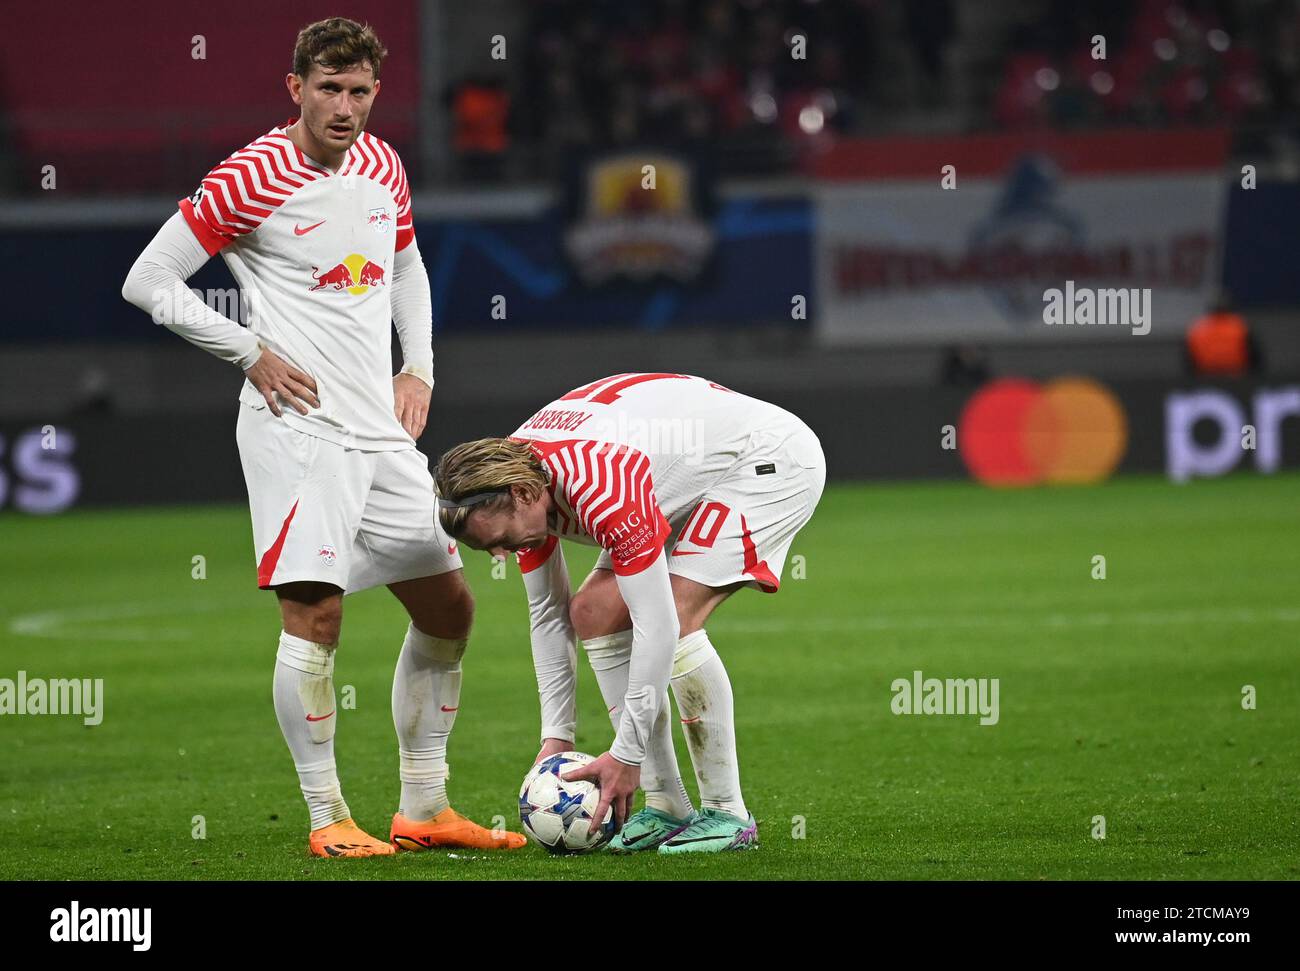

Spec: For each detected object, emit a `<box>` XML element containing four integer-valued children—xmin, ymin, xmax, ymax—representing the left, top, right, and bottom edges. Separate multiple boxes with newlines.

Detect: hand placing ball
<box><xmin>518</xmin><ymin>751</ymin><xmax>617</xmax><ymax>854</ymax></box>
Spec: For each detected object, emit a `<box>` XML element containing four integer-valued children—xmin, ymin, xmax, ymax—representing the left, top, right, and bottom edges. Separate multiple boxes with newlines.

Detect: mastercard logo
<box><xmin>958</xmin><ymin>377</ymin><xmax>1128</xmax><ymax>486</ymax></box>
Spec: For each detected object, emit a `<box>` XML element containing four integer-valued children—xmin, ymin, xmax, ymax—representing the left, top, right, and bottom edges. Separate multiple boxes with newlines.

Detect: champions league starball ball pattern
<box><xmin>518</xmin><ymin>751</ymin><xmax>616</xmax><ymax>854</ymax></box>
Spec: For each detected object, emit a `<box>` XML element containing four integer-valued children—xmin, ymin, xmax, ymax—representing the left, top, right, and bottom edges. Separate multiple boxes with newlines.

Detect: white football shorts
<box><xmin>595</xmin><ymin>421</ymin><xmax>826</xmax><ymax>592</ymax></box>
<box><xmin>236</xmin><ymin>401</ymin><xmax>462</xmax><ymax>592</ymax></box>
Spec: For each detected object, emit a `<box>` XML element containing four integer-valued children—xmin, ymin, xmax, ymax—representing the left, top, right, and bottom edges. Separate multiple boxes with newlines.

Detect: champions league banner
<box><xmin>561</xmin><ymin>148</ymin><xmax>718</xmax><ymax>286</ymax></box>
<box><xmin>812</xmin><ymin>130</ymin><xmax>1231</xmax><ymax>345</ymax></box>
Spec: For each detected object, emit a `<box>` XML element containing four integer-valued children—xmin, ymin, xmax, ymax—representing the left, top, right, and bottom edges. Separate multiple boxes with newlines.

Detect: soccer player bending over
<box><xmin>121</xmin><ymin>18</ymin><xmax>524</xmax><ymax>858</ymax></box>
<box><xmin>434</xmin><ymin>373</ymin><xmax>826</xmax><ymax>853</ymax></box>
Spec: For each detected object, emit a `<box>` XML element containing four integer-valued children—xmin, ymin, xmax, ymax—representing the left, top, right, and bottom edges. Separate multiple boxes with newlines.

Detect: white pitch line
<box><xmin>7</xmin><ymin>601</ymin><xmax>1298</xmax><ymax>643</ymax></box>
<box><xmin>710</xmin><ymin>606</ymin><xmax>1300</xmax><ymax>635</ymax></box>
<box><xmin>7</xmin><ymin>600</ymin><xmax>260</xmax><ymax>641</ymax></box>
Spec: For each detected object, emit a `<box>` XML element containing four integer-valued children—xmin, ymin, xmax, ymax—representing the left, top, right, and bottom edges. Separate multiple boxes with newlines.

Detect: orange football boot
<box><xmin>390</xmin><ymin>807</ymin><xmax>527</xmax><ymax>851</ymax></box>
<box><xmin>309</xmin><ymin>818</ymin><xmax>397</xmax><ymax>858</ymax></box>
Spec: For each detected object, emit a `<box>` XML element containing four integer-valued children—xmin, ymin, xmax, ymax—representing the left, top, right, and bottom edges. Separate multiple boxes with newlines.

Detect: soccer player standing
<box><xmin>434</xmin><ymin>373</ymin><xmax>826</xmax><ymax>853</ymax></box>
<box><xmin>121</xmin><ymin>18</ymin><xmax>524</xmax><ymax>858</ymax></box>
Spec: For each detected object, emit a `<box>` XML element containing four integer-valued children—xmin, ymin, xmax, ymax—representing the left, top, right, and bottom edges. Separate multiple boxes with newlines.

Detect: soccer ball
<box><xmin>518</xmin><ymin>751</ymin><xmax>615</xmax><ymax>854</ymax></box>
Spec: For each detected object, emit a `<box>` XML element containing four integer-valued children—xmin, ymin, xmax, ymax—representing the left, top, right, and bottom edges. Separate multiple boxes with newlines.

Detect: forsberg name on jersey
<box><xmin>522</xmin><ymin>409</ymin><xmax>704</xmax><ymax>460</ymax></box>
<box><xmin>521</xmin><ymin>408</ymin><xmax>592</xmax><ymax>433</ymax></box>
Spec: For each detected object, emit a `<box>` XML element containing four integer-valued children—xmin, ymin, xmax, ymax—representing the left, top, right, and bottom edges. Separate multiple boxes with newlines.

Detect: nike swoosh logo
<box><xmin>306</xmin><ymin>711</ymin><xmax>334</xmax><ymax>722</ymax></box>
<box><xmin>447</xmin><ymin>543</ymin><xmax>457</xmax><ymax>555</ymax></box>
<box><xmin>440</xmin><ymin>705</ymin><xmax>459</xmax><ymax>712</ymax></box>
<box><xmin>294</xmin><ymin>220</ymin><xmax>326</xmax><ymax>236</ymax></box>
<box><xmin>680</xmin><ymin>716</ymin><xmax>702</xmax><ymax>724</ymax></box>
<box><xmin>671</xmin><ymin>550</ymin><xmax>704</xmax><ymax>557</ymax></box>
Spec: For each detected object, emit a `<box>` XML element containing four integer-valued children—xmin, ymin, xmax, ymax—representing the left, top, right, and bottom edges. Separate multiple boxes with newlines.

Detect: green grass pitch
<box><xmin>1</xmin><ymin>473</ymin><xmax>1297</xmax><ymax>880</ymax></box>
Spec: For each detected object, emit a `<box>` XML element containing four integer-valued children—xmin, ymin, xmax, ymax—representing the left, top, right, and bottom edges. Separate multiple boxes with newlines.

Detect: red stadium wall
<box><xmin>5</xmin><ymin>1</ymin><xmax>419</xmax><ymax>193</ymax></box>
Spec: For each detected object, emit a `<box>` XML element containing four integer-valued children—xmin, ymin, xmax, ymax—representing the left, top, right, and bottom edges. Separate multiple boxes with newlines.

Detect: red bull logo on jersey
<box><xmin>367</xmin><ymin>207</ymin><xmax>393</xmax><ymax>234</ymax></box>
<box><xmin>358</xmin><ymin>261</ymin><xmax>385</xmax><ymax>286</ymax></box>
<box><xmin>309</xmin><ymin>254</ymin><xmax>386</xmax><ymax>295</ymax></box>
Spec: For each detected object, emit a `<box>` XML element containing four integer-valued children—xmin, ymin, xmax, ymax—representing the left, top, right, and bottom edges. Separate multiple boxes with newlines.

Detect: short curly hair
<box><xmin>292</xmin><ymin>17</ymin><xmax>388</xmax><ymax>81</ymax></box>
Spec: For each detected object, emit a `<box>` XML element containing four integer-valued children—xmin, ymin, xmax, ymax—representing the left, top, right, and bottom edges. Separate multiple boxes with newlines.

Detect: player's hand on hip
<box><xmin>534</xmin><ymin>737</ymin><xmax>573</xmax><ymax>766</ymax></box>
<box><xmin>393</xmin><ymin>372</ymin><xmax>431</xmax><ymax>439</ymax></box>
<box><xmin>561</xmin><ymin>752</ymin><xmax>639</xmax><ymax>835</ymax></box>
<box><xmin>244</xmin><ymin>348</ymin><xmax>319</xmax><ymax>417</ymax></box>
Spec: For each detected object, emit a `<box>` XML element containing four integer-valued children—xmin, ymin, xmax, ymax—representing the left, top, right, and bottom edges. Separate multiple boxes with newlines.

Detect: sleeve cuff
<box><xmin>234</xmin><ymin>338</ymin><xmax>264</xmax><ymax>371</ymax></box>
<box><xmin>540</xmin><ymin>726</ymin><xmax>576</xmax><ymax>745</ymax></box>
<box><xmin>609</xmin><ymin>746</ymin><xmax>642</xmax><ymax>767</ymax></box>
<box><xmin>400</xmin><ymin>363</ymin><xmax>434</xmax><ymax>389</ymax></box>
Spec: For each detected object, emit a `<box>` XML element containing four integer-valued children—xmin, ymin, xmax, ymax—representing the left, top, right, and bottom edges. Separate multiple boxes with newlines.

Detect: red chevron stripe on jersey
<box><xmin>351</xmin><ymin>131</ymin><xmax>413</xmax><ymax>242</ymax></box>
<box><xmin>180</xmin><ymin>130</ymin><xmax>326</xmax><ymax>250</ymax></box>
<box><xmin>178</xmin><ymin>122</ymin><xmax>413</xmax><ymax>254</ymax></box>
<box><xmin>557</xmin><ymin>372</ymin><xmax>690</xmax><ymax>404</ymax></box>
<box><xmin>518</xmin><ymin>439</ymin><xmax>671</xmax><ymax>576</ymax></box>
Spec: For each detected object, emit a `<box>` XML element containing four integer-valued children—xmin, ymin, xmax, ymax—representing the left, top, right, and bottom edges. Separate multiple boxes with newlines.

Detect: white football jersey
<box><xmin>181</xmin><ymin>119</ymin><xmax>415</xmax><ymax>450</ymax></box>
<box><xmin>511</xmin><ymin>373</ymin><xmax>807</xmax><ymax>575</ymax></box>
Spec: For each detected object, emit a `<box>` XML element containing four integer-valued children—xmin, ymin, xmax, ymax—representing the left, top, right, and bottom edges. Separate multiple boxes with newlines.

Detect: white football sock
<box><xmin>670</xmin><ymin>629</ymin><xmax>748</xmax><ymax>820</ymax></box>
<box><xmin>392</xmin><ymin>623</ymin><xmax>466</xmax><ymax>821</ymax></box>
<box><xmin>273</xmin><ymin>631</ymin><xmax>351</xmax><ymax>832</ymax></box>
<box><xmin>584</xmin><ymin>630</ymin><xmax>693</xmax><ymax>820</ymax></box>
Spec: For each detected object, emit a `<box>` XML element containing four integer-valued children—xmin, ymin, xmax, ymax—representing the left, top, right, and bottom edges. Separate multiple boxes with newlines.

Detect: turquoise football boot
<box><xmin>657</xmin><ymin>807</ymin><xmax>758</xmax><ymax>854</ymax></box>
<box><xmin>606</xmin><ymin>807</ymin><xmax>694</xmax><ymax>854</ymax></box>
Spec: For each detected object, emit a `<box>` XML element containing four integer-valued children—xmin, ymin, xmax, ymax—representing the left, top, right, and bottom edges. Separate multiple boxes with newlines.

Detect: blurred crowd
<box><xmin>993</xmin><ymin>0</ymin><xmax>1291</xmax><ymax>128</ymax></box>
<box><xmin>447</xmin><ymin>0</ymin><xmax>1300</xmax><ymax>179</ymax></box>
<box><xmin>513</xmin><ymin>0</ymin><xmax>880</xmax><ymax>170</ymax></box>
